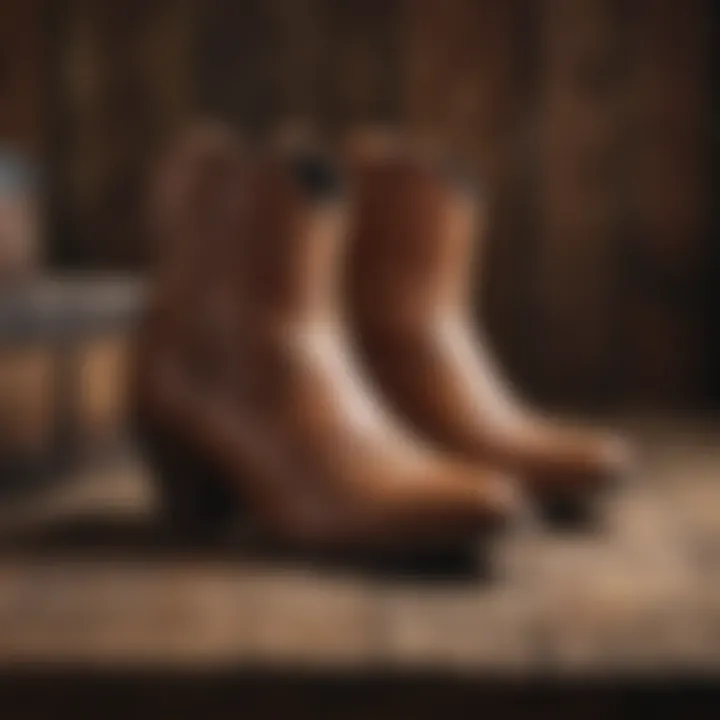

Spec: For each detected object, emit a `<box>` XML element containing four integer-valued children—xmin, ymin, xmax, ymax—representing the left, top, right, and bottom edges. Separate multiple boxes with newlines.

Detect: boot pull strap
<box><xmin>288</xmin><ymin>151</ymin><xmax>344</xmax><ymax>201</ymax></box>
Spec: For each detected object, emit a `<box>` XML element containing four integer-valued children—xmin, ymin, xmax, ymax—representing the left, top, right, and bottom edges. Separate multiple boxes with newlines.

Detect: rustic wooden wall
<box><xmin>49</xmin><ymin>0</ymin><xmax>198</xmax><ymax>268</ymax></box>
<box><xmin>532</xmin><ymin>0</ymin><xmax>625</xmax><ymax>402</ymax></box>
<box><xmin>0</xmin><ymin>0</ymin><xmax>46</xmax><ymax>157</ymax></box>
<box><xmin>618</xmin><ymin>0</ymin><xmax>712</xmax><ymax>408</ymax></box>
<box><xmin>198</xmin><ymin>0</ymin><xmax>399</xmax><ymax>132</ymax></box>
<box><xmin>39</xmin><ymin>0</ymin><xmax>713</xmax><ymax>409</ymax></box>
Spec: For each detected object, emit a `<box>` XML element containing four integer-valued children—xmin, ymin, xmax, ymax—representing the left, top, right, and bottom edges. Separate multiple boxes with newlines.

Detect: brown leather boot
<box><xmin>344</xmin><ymin>130</ymin><xmax>632</xmax><ymax>518</ymax></box>
<box><xmin>132</xmin><ymin>124</ymin><xmax>524</xmax><ymax>555</ymax></box>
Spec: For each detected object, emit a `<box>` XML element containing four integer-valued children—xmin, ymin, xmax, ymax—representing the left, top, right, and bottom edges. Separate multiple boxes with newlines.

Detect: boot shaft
<box><xmin>143</xmin><ymin>124</ymin><xmax>246</xmax><ymax>387</ymax></box>
<box><xmin>141</xmin><ymin>127</ymin><xmax>355</xmax><ymax>414</ymax></box>
<box><xmin>346</xmin><ymin>138</ymin><xmax>483</xmax><ymax>331</ymax></box>
<box><xmin>239</xmin><ymin>149</ymin><xmax>348</xmax><ymax>328</ymax></box>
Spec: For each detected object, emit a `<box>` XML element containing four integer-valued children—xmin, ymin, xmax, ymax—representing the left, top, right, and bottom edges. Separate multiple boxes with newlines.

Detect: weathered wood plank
<box><xmin>0</xmin><ymin>422</ymin><xmax>718</xmax><ymax>672</ymax></box>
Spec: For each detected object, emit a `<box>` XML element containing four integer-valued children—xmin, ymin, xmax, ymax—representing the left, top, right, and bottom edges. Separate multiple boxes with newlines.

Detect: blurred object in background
<box><xmin>0</xmin><ymin>277</ymin><xmax>144</xmax><ymax>497</ymax></box>
<box><xmin>0</xmin><ymin>147</ymin><xmax>40</xmax><ymax>283</ymax></box>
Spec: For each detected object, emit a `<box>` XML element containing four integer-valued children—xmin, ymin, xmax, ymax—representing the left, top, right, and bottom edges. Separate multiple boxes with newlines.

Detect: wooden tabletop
<box><xmin>0</xmin><ymin>420</ymin><xmax>718</xmax><ymax>674</ymax></box>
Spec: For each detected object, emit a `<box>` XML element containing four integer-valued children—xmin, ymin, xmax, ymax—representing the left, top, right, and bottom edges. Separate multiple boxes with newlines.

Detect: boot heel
<box><xmin>137</xmin><ymin>420</ymin><xmax>242</xmax><ymax>540</ymax></box>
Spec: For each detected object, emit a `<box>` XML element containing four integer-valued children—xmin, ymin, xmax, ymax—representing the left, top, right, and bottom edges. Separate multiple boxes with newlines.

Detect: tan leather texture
<box><xmin>345</xmin><ymin>131</ymin><xmax>631</xmax><ymax>500</ymax></box>
<box><xmin>132</xmin><ymin>124</ymin><xmax>523</xmax><ymax>551</ymax></box>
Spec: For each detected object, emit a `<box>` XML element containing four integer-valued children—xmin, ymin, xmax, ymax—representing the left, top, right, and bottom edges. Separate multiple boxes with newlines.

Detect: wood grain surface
<box><xmin>0</xmin><ymin>420</ymin><xmax>718</xmax><ymax>674</ymax></box>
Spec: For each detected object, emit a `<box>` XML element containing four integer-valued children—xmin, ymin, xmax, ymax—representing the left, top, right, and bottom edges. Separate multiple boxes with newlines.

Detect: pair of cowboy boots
<box><xmin>132</xmin><ymin>124</ymin><xmax>631</xmax><ymax>557</ymax></box>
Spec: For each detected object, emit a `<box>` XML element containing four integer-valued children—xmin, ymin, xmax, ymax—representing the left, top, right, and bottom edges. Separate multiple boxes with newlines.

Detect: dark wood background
<box><xmin>1</xmin><ymin>0</ymin><xmax>715</xmax><ymax>410</ymax></box>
